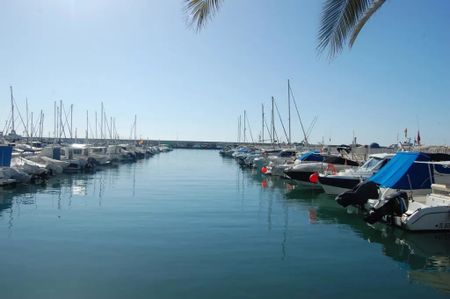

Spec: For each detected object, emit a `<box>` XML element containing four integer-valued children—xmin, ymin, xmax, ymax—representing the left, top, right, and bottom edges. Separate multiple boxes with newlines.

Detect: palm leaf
<box><xmin>317</xmin><ymin>0</ymin><xmax>372</xmax><ymax>58</ymax></box>
<box><xmin>184</xmin><ymin>0</ymin><xmax>223</xmax><ymax>31</ymax></box>
<box><xmin>349</xmin><ymin>0</ymin><xmax>386</xmax><ymax>47</ymax></box>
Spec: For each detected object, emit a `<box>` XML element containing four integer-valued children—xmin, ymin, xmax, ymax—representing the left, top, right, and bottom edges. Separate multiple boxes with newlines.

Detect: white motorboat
<box><xmin>364</xmin><ymin>160</ymin><xmax>450</xmax><ymax>231</ymax></box>
<box><xmin>88</xmin><ymin>146</ymin><xmax>111</xmax><ymax>165</ymax></box>
<box><xmin>262</xmin><ymin>149</ymin><xmax>297</xmax><ymax>176</ymax></box>
<box><xmin>60</xmin><ymin>145</ymin><xmax>89</xmax><ymax>172</ymax></box>
<box><xmin>336</xmin><ymin>153</ymin><xmax>450</xmax><ymax>231</ymax></box>
<box><xmin>36</xmin><ymin>145</ymin><xmax>70</xmax><ymax>174</ymax></box>
<box><xmin>0</xmin><ymin>145</ymin><xmax>30</xmax><ymax>184</ymax></box>
<box><xmin>11</xmin><ymin>156</ymin><xmax>48</xmax><ymax>177</ymax></box>
<box><xmin>365</xmin><ymin>182</ymin><xmax>450</xmax><ymax>231</ymax></box>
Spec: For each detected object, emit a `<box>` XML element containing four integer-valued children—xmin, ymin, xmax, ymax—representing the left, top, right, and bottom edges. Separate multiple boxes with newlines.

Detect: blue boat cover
<box><xmin>369</xmin><ymin>152</ymin><xmax>433</xmax><ymax>190</ymax></box>
<box><xmin>299</xmin><ymin>151</ymin><xmax>324</xmax><ymax>162</ymax></box>
<box><xmin>0</xmin><ymin>145</ymin><xmax>13</xmax><ymax>167</ymax></box>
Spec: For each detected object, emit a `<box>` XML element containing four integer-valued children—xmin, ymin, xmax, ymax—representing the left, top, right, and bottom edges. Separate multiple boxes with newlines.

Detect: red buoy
<box><xmin>309</xmin><ymin>172</ymin><xmax>319</xmax><ymax>184</ymax></box>
<box><xmin>261</xmin><ymin>166</ymin><xmax>267</xmax><ymax>174</ymax></box>
<box><xmin>261</xmin><ymin>180</ymin><xmax>268</xmax><ymax>188</ymax></box>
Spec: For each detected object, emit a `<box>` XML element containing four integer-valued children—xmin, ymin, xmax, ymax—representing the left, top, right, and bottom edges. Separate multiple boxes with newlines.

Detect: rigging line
<box><xmin>3</xmin><ymin>111</ymin><xmax>12</xmax><ymax>134</ymax></box>
<box><xmin>62</xmin><ymin>105</ymin><xmax>73</xmax><ymax>138</ymax></box>
<box><xmin>274</xmin><ymin>99</ymin><xmax>289</xmax><ymax>143</ymax></box>
<box><xmin>88</xmin><ymin>122</ymin><xmax>95</xmax><ymax>139</ymax></box>
<box><xmin>103</xmin><ymin>111</ymin><xmax>111</xmax><ymax>138</ymax></box>
<box><xmin>265</xmin><ymin>116</ymin><xmax>280</xmax><ymax>146</ymax></box>
<box><xmin>289</xmin><ymin>85</ymin><xmax>308</xmax><ymax>144</ymax></box>
<box><xmin>58</xmin><ymin>102</ymin><xmax>67</xmax><ymax>139</ymax></box>
<box><xmin>12</xmin><ymin>97</ymin><xmax>27</xmax><ymax>134</ymax></box>
<box><xmin>273</xmin><ymin>125</ymin><xmax>280</xmax><ymax>145</ymax></box>
<box><xmin>245</xmin><ymin>113</ymin><xmax>255</xmax><ymax>143</ymax></box>
<box><xmin>263</xmin><ymin>118</ymin><xmax>273</xmax><ymax>142</ymax></box>
<box><xmin>306</xmin><ymin>116</ymin><xmax>318</xmax><ymax>140</ymax></box>
<box><xmin>34</xmin><ymin>115</ymin><xmax>42</xmax><ymax>137</ymax></box>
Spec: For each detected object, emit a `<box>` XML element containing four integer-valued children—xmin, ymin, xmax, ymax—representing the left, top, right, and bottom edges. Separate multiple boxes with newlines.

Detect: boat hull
<box><xmin>319</xmin><ymin>176</ymin><xmax>361</xmax><ymax>195</ymax></box>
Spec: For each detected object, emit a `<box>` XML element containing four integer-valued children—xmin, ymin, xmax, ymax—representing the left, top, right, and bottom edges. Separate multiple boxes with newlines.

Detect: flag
<box><xmin>417</xmin><ymin>130</ymin><xmax>421</xmax><ymax>146</ymax></box>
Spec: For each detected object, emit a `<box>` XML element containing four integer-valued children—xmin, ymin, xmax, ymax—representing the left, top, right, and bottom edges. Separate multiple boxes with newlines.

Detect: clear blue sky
<box><xmin>0</xmin><ymin>0</ymin><xmax>449</xmax><ymax>145</ymax></box>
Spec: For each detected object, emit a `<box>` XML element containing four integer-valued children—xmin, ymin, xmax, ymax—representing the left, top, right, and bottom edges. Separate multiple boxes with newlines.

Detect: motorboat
<box><xmin>364</xmin><ymin>161</ymin><xmax>450</xmax><ymax>231</ymax></box>
<box><xmin>262</xmin><ymin>149</ymin><xmax>297</xmax><ymax>176</ymax></box>
<box><xmin>252</xmin><ymin>148</ymin><xmax>282</xmax><ymax>170</ymax></box>
<box><xmin>60</xmin><ymin>144</ymin><xmax>90</xmax><ymax>172</ymax></box>
<box><xmin>336</xmin><ymin>152</ymin><xmax>450</xmax><ymax>231</ymax></box>
<box><xmin>0</xmin><ymin>145</ymin><xmax>30</xmax><ymax>184</ymax></box>
<box><xmin>32</xmin><ymin>144</ymin><xmax>70</xmax><ymax>174</ymax></box>
<box><xmin>336</xmin><ymin>152</ymin><xmax>450</xmax><ymax>207</ymax></box>
<box><xmin>88</xmin><ymin>146</ymin><xmax>111</xmax><ymax>165</ymax></box>
<box><xmin>318</xmin><ymin>153</ymin><xmax>394</xmax><ymax>195</ymax></box>
<box><xmin>284</xmin><ymin>153</ymin><xmax>359</xmax><ymax>188</ymax></box>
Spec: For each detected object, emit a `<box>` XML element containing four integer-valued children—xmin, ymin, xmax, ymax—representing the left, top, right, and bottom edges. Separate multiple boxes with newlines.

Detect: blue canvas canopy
<box><xmin>369</xmin><ymin>152</ymin><xmax>433</xmax><ymax>190</ymax></box>
<box><xmin>299</xmin><ymin>151</ymin><xmax>324</xmax><ymax>162</ymax></box>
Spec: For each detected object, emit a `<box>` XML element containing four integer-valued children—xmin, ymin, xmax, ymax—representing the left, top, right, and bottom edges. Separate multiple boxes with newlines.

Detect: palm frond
<box><xmin>184</xmin><ymin>0</ymin><xmax>223</xmax><ymax>31</ymax></box>
<box><xmin>317</xmin><ymin>0</ymin><xmax>372</xmax><ymax>58</ymax></box>
<box><xmin>349</xmin><ymin>0</ymin><xmax>386</xmax><ymax>47</ymax></box>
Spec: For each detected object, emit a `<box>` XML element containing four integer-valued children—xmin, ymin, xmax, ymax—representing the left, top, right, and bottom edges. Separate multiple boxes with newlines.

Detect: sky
<box><xmin>0</xmin><ymin>0</ymin><xmax>449</xmax><ymax>145</ymax></box>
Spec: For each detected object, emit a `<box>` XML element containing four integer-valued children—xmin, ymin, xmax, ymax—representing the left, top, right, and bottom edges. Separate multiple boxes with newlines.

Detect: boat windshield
<box><xmin>360</xmin><ymin>157</ymin><xmax>383</xmax><ymax>171</ymax></box>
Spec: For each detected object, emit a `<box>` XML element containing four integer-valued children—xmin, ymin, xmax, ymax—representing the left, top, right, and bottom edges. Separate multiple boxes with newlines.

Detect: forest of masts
<box><xmin>236</xmin><ymin>80</ymin><xmax>317</xmax><ymax>146</ymax></box>
<box><xmin>2</xmin><ymin>86</ymin><xmax>139</xmax><ymax>142</ymax></box>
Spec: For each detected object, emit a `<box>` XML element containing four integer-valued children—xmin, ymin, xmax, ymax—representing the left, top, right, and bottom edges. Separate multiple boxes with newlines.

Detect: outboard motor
<box><xmin>364</xmin><ymin>191</ymin><xmax>408</xmax><ymax>225</ymax></box>
<box><xmin>336</xmin><ymin>181</ymin><xmax>379</xmax><ymax>207</ymax></box>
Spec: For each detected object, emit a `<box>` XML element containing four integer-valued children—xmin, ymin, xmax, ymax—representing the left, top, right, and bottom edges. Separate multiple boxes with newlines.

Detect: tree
<box><xmin>184</xmin><ymin>0</ymin><xmax>386</xmax><ymax>58</ymax></box>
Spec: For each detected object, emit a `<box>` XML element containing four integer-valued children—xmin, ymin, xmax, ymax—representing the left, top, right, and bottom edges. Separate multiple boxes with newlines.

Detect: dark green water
<box><xmin>1</xmin><ymin>149</ymin><xmax>449</xmax><ymax>299</ymax></box>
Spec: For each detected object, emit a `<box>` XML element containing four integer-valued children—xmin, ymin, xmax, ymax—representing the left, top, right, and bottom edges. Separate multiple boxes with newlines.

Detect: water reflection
<box><xmin>238</xmin><ymin>166</ymin><xmax>450</xmax><ymax>294</ymax></box>
<box><xmin>0</xmin><ymin>164</ymin><xmax>133</xmax><ymax>219</ymax></box>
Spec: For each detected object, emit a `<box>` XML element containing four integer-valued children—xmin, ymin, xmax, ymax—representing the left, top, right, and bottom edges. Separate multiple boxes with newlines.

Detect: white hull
<box><xmin>402</xmin><ymin>205</ymin><xmax>450</xmax><ymax>231</ymax></box>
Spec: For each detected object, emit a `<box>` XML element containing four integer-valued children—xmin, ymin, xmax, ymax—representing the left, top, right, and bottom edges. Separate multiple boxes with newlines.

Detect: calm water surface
<box><xmin>1</xmin><ymin>149</ymin><xmax>449</xmax><ymax>299</ymax></box>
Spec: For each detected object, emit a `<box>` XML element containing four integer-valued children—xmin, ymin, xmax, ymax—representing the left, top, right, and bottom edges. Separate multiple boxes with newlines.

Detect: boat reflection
<box><xmin>0</xmin><ymin>165</ymin><xmax>126</xmax><ymax>218</ymax></box>
<box><xmin>243</xmin><ymin>168</ymin><xmax>450</xmax><ymax>294</ymax></box>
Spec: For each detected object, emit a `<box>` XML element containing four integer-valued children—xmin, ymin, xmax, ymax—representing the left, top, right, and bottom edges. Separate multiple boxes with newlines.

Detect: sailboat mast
<box><xmin>59</xmin><ymin>100</ymin><xmax>63</xmax><ymax>140</ymax></box>
<box><xmin>134</xmin><ymin>114</ymin><xmax>137</xmax><ymax>141</ymax></box>
<box><xmin>101</xmin><ymin>102</ymin><xmax>104</xmax><ymax>139</ymax></box>
<box><xmin>53</xmin><ymin>101</ymin><xmax>57</xmax><ymax>138</ymax></box>
<box><xmin>261</xmin><ymin>104</ymin><xmax>264</xmax><ymax>143</ymax></box>
<box><xmin>288</xmin><ymin>80</ymin><xmax>291</xmax><ymax>145</ymax></box>
<box><xmin>243</xmin><ymin>110</ymin><xmax>247</xmax><ymax>143</ymax></box>
<box><xmin>271</xmin><ymin>97</ymin><xmax>275</xmax><ymax>144</ymax></box>
<box><xmin>26</xmin><ymin>97</ymin><xmax>29</xmax><ymax>138</ymax></box>
<box><xmin>56</xmin><ymin>106</ymin><xmax>59</xmax><ymax>140</ymax></box>
<box><xmin>70</xmin><ymin>104</ymin><xmax>73</xmax><ymax>139</ymax></box>
<box><xmin>40</xmin><ymin>110</ymin><xmax>44</xmax><ymax>139</ymax></box>
<box><xmin>110</xmin><ymin>117</ymin><xmax>113</xmax><ymax>139</ymax></box>
<box><xmin>10</xmin><ymin>86</ymin><xmax>15</xmax><ymax>134</ymax></box>
<box><xmin>238</xmin><ymin>115</ymin><xmax>241</xmax><ymax>143</ymax></box>
<box><xmin>86</xmin><ymin>110</ymin><xmax>89</xmax><ymax>142</ymax></box>
<box><xmin>30</xmin><ymin>112</ymin><xmax>33</xmax><ymax>139</ymax></box>
<box><xmin>95</xmin><ymin>111</ymin><xmax>98</xmax><ymax>139</ymax></box>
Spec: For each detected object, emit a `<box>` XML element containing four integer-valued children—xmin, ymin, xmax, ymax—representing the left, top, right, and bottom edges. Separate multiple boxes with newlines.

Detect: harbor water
<box><xmin>0</xmin><ymin>149</ymin><xmax>449</xmax><ymax>299</ymax></box>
